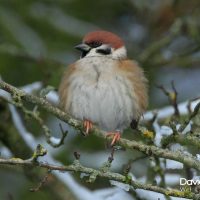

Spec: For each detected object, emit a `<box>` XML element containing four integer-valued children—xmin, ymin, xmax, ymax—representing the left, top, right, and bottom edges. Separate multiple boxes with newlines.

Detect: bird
<box><xmin>59</xmin><ymin>30</ymin><xmax>148</xmax><ymax>146</ymax></box>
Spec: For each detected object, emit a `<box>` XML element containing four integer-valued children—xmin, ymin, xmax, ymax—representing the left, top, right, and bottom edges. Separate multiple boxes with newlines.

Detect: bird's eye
<box><xmin>87</xmin><ymin>41</ymin><xmax>102</xmax><ymax>48</ymax></box>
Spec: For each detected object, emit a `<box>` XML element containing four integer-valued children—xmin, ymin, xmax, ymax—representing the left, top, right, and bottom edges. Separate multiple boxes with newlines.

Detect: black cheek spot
<box><xmin>96</xmin><ymin>47</ymin><xmax>111</xmax><ymax>55</ymax></box>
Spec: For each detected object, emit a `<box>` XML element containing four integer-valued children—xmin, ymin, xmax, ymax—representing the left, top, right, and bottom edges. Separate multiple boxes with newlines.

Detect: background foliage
<box><xmin>0</xmin><ymin>0</ymin><xmax>200</xmax><ymax>200</ymax></box>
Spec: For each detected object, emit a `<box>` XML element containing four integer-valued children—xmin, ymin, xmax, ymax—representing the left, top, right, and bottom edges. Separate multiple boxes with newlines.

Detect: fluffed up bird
<box><xmin>59</xmin><ymin>30</ymin><xmax>148</xmax><ymax>146</ymax></box>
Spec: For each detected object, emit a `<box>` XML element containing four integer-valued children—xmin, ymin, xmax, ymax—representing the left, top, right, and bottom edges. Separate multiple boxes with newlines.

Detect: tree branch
<box><xmin>1</xmin><ymin>79</ymin><xmax>200</xmax><ymax>199</ymax></box>
<box><xmin>0</xmin><ymin>149</ymin><xmax>198</xmax><ymax>200</ymax></box>
<box><xmin>1</xmin><ymin>80</ymin><xmax>200</xmax><ymax>170</ymax></box>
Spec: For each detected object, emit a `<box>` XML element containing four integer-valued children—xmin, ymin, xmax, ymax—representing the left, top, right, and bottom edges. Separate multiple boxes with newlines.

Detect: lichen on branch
<box><xmin>1</xmin><ymin>79</ymin><xmax>200</xmax><ymax>199</ymax></box>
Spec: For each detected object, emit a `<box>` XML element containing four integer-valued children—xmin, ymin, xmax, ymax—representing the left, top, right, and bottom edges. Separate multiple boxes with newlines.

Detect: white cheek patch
<box><xmin>112</xmin><ymin>46</ymin><xmax>127</xmax><ymax>59</ymax></box>
<box><xmin>85</xmin><ymin>46</ymin><xmax>127</xmax><ymax>60</ymax></box>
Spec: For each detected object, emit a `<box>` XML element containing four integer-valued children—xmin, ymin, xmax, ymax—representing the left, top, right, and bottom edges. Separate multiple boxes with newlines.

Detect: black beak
<box><xmin>75</xmin><ymin>43</ymin><xmax>91</xmax><ymax>58</ymax></box>
<box><xmin>74</xmin><ymin>43</ymin><xmax>91</xmax><ymax>52</ymax></box>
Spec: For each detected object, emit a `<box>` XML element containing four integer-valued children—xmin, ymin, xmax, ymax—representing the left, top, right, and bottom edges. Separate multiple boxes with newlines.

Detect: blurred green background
<box><xmin>0</xmin><ymin>0</ymin><xmax>200</xmax><ymax>200</ymax></box>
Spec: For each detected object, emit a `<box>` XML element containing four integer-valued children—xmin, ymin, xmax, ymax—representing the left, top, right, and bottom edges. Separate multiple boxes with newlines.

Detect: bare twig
<box><xmin>189</xmin><ymin>101</ymin><xmax>200</xmax><ymax>121</ymax></box>
<box><xmin>0</xmin><ymin>153</ymin><xmax>198</xmax><ymax>199</ymax></box>
<box><xmin>187</xmin><ymin>96</ymin><xmax>200</xmax><ymax>114</ymax></box>
<box><xmin>30</xmin><ymin>170</ymin><xmax>51</xmax><ymax>192</ymax></box>
<box><xmin>178</xmin><ymin>101</ymin><xmax>200</xmax><ymax>133</ymax></box>
<box><xmin>1</xmin><ymin>85</ymin><xmax>67</xmax><ymax>148</ymax></box>
<box><xmin>157</xmin><ymin>81</ymin><xmax>180</xmax><ymax>116</ymax></box>
<box><xmin>1</xmin><ymin>80</ymin><xmax>200</xmax><ymax>172</ymax></box>
<box><xmin>101</xmin><ymin>148</ymin><xmax>115</xmax><ymax>173</ymax></box>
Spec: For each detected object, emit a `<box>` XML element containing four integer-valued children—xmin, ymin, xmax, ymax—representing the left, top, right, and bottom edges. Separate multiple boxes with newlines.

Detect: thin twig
<box><xmin>157</xmin><ymin>81</ymin><xmax>180</xmax><ymax>116</ymax></box>
<box><xmin>0</xmin><ymin>155</ymin><xmax>198</xmax><ymax>199</ymax></box>
<box><xmin>1</xmin><ymin>80</ymin><xmax>200</xmax><ymax>171</ymax></box>
<box><xmin>30</xmin><ymin>170</ymin><xmax>51</xmax><ymax>192</ymax></box>
<box><xmin>1</xmin><ymin>85</ymin><xmax>67</xmax><ymax>148</ymax></box>
<box><xmin>178</xmin><ymin>101</ymin><xmax>200</xmax><ymax>132</ymax></box>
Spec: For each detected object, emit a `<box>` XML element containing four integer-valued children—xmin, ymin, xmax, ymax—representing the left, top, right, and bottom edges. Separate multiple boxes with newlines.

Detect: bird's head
<box><xmin>75</xmin><ymin>30</ymin><xmax>127</xmax><ymax>59</ymax></box>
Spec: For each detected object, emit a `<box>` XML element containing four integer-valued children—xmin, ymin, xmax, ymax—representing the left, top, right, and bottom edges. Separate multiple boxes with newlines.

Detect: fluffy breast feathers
<box><xmin>59</xmin><ymin>57</ymin><xmax>148</xmax><ymax>131</ymax></box>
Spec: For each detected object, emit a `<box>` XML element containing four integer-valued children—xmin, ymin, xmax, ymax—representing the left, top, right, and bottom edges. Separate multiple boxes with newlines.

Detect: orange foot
<box><xmin>83</xmin><ymin>119</ymin><xmax>93</xmax><ymax>135</ymax></box>
<box><xmin>106</xmin><ymin>131</ymin><xmax>121</xmax><ymax>146</ymax></box>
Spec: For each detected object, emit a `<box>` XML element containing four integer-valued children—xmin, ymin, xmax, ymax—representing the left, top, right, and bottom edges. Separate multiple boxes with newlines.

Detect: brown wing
<box><xmin>58</xmin><ymin>63</ymin><xmax>76</xmax><ymax>111</ymax></box>
<box><xmin>118</xmin><ymin>59</ymin><xmax>148</xmax><ymax>116</ymax></box>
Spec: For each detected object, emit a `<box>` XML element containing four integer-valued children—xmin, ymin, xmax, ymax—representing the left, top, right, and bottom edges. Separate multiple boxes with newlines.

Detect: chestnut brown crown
<box><xmin>75</xmin><ymin>30</ymin><xmax>127</xmax><ymax>59</ymax></box>
<box><xmin>83</xmin><ymin>30</ymin><xmax>125</xmax><ymax>49</ymax></box>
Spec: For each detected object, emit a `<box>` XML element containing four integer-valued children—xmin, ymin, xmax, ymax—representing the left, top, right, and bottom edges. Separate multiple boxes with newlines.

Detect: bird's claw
<box><xmin>106</xmin><ymin>132</ymin><xmax>121</xmax><ymax>146</ymax></box>
<box><xmin>83</xmin><ymin>119</ymin><xmax>93</xmax><ymax>135</ymax></box>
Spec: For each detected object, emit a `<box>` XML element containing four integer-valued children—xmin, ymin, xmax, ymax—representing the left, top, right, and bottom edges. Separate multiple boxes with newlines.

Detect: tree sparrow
<box><xmin>59</xmin><ymin>30</ymin><xmax>148</xmax><ymax>146</ymax></box>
